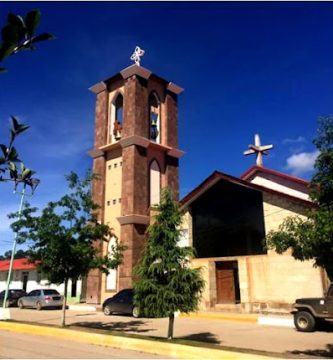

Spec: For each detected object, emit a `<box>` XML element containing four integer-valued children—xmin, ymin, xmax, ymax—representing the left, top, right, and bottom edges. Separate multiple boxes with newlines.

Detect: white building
<box><xmin>0</xmin><ymin>258</ymin><xmax>82</xmax><ymax>302</ymax></box>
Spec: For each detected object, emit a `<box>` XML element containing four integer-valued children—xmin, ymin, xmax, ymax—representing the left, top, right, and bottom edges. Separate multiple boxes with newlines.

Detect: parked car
<box><xmin>18</xmin><ymin>289</ymin><xmax>63</xmax><ymax>310</ymax></box>
<box><xmin>0</xmin><ymin>289</ymin><xmax>27</xmax><ymax>307</ymax></box>
<box><xmin>292</xmin><ymin>283</ymin><xmax>333</xmax><ymax>332</ymax></box>
<box><xmin>103</xmin><ymin>289</ymin><xmax>139</xmax><ymax>317</ymax></box>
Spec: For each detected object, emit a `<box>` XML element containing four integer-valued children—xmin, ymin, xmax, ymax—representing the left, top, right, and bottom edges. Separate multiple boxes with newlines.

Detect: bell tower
<box><xmin>86</xmin><ymin>63</ymin><xmax>184</xmax><ymax>304</ymax></box>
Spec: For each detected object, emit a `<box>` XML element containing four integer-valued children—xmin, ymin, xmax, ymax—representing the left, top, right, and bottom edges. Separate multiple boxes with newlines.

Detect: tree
<box><xmin>0</xmin><ymin>116</ymin><xmax>34</xmax><ymax>184</ymax></box>
<box><xmin>0</xmin><ymin>10</ymin><xmax>54</xmax><ymax>184</ymax></box>
<box><xmin>9</xmin><ymin>171</ymin><xmax>124</xmax><ymax>327</ymax></box>
<box><xmin>133</xmin><ymin>188</ymin><xmax>205</xmax><ymax>340</ymax></box>
<box><xmin>0</xmin><ymin>249</ymin><xmax>29</xmax><ymax>260</ymax></box>
<box><xmin>267</xmin><ymin>116</ymin><xmax>333</xmax><ymax>282</ymax></box>
<box><xmin>0</xmin><ymin>10</ymin><xmax>54</xmax><ymax>73</ymax></box>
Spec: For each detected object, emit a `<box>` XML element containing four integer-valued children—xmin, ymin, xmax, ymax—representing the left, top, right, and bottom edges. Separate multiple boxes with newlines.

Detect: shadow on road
<box><xmin>289</xmin><ymin>344</ymin><xmax>333</xmax><ymax>358</ymax></box>
<box><xmin>179</xmin><ymin>332</ymin><xmax>220</xmax><ymax>344</ymax></box>
<box><xmin>71</xmin><ymin>320</ymin><xmax>154</xmax><ymax>333</ymax></box>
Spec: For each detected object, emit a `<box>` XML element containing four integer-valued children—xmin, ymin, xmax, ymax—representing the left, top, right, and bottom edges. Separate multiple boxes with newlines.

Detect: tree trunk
<box><xmin>167</xmin><ymin>313</ymin><xmax>175</xmax><ymax>340</ymax></box>
<box><xmin>61</xmin><ymin>278</ymin><xmax>68</xmax><ymax>328</ymax></box>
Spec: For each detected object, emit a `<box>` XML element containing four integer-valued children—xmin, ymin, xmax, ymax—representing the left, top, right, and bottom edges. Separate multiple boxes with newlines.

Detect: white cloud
<box><xmin>282</xmin><ymin>136</ymin><xmax>306</xmax><ymax>145</ymax></box>
<box><xmin>286</xmin><ymin>150</ymin><xmax>319</xmax><ymax>175</ymax></box>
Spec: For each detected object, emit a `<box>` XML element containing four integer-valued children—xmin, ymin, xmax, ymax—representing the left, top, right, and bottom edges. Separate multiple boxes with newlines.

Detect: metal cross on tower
<box><xmin>130</xmin><ymin>46</ymin><xmax>145</xmax><ymax>66</ymax></box>
<box><xmin>243</xmin><ymin>134</ymin><xmax>273</xmax><ymax>166</ymax></box>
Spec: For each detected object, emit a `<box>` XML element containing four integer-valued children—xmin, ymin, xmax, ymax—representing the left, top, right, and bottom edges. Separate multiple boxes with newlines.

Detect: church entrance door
<box><xmin>215</xmin><ymin>261</ymin><xmax>240</xmax><ymax>304</ymax></box>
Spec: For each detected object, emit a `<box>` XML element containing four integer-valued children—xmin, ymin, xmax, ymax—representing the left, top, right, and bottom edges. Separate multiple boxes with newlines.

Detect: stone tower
<box><xmin>86</xmin><ymin>64</ymin><xmax>184</xmax><ymax>304</ymax></box>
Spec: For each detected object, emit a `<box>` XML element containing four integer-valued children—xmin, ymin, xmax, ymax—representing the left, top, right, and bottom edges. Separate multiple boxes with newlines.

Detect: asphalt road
<box><xmin>7</xmin><ymin>308</ymin><xmax>333</xmax><ymax>358</ymax></box>
<box><xmin>0</xmin><ymin>329</ymin><xmax>170</xmax><ymax>359</ymax></box>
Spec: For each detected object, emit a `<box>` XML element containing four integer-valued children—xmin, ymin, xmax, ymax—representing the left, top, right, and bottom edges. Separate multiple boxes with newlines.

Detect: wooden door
<box><xmin>216</xmin><ymin>261</ymin><xmax>237</xmax><ymax>304</ymax></box>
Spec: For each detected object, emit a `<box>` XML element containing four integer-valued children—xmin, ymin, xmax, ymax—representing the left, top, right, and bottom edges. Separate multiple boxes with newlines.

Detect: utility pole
<box><xmin>0</xmin><ymin>178</ymin><xmax>39</xmax><ymax>320</ymax></box>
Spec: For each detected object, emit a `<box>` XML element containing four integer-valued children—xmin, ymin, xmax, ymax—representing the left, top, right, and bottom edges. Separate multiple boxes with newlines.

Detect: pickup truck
<box><xmin>292</xmin><ymin>283</ymin><xmax>333</xmax><ymax>332</ymax></box>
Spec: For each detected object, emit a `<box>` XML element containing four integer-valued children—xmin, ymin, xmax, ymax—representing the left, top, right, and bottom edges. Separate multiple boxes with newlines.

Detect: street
<box><xmin>6</xmin><ymin>308</ymin><xmax>333</xmax><ymax>357</ymax></box>
<box><xmin>0</xmin><ymin>329</ymin><xmax>170</xmax><ymax>359</ymax></box>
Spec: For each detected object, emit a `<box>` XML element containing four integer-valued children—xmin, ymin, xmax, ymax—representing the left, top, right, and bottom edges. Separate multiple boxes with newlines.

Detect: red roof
<box><xmin>0</xmin><ymin>258</ymin><xmax>37</xmax><ymax>272</ymax></box>
<box><xmin>180</xmin><ymin>170</ymin><xmax>313</xmax><ymax>208</ymax></box>
<box><xmin>240</xmin><ymin>165</ymin><xmax>309</xmax><ymax>186</ymax></box>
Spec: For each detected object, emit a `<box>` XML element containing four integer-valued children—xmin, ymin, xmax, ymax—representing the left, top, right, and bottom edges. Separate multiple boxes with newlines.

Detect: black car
<box><xmin>292</xmin><ymin>283</ymin><xmax>333</xmax><ymax>332</ymax></box>
<box><xmin>0</xmin><ymin>289</ymin><xmax>27</xmax><ymax>307</ymax></box>
<box><xmin>102</xmin><ymin>289</ymin><xmax>139</xmax><ymax>317</ymax></box>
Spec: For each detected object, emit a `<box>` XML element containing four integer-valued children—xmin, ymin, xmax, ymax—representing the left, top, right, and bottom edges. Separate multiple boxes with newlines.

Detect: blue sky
<box><xmin>0</xmin><ymin>2</ymin><xmax>332</xmax><ymax>253</ymax></box>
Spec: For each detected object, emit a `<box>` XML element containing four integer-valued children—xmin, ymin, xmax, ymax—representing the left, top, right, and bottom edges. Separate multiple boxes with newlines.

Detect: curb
<box><xmin>0</xmin><ymin>321</ymin><xmax>279</xmax><ymax>359</ymax></box>
<box><xmin>68</xmin><ymin>304</ymin><xmax>97</xmax><ymax>311</ymax></box>
<box><xmin>180</xmin><ymin>312</ymin><xmax>258</xmax><ymax>323</ymax></box>
<box><xmin>180</xmin><ymin>312</ymin><xmax>295</xmax><ymax>328</ymax></box>
<box><xmin>258</xmin><ymin>316</ymin><xmax>294</xmax><ymax>328</ymax></box>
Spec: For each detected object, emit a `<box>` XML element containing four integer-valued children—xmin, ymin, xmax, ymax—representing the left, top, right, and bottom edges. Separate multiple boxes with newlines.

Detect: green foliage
<box><xmin>0</xmin><ymin>116</ymin><xmax>34</xmax><ymax>183</ymax></box>
<box><xmin>0</xmin><ymin>9</ymin><xmax>54</xmax><ymax>185</ymax></box>
<box><xmin>133</xmin><ymin>188</ymin><xmax>204</xmax><ymax>338</ymax></box>
<box><xmin>267</xmin><ymin>116</ymin><xmax>333</xmax><ymax>280</ymax></box>
<box><xmin>0</xmin><ymin>9</ymin><xmax>54</xmax><ymax>73</ymax></box>
<box><xmin>9</xmin><ymin>171</ymin><xmax>124</xmax><ymax>283</ymax></box>
<box><xmin>0</xmin><ymin>249</ymin><xmax>29</xmax><ymax>260</ymax></box>
<box><xmin>9</xmin><ymin>171</ymin><xmax>125</xmax><ymax>326</ymax></box>
<box><xmin>310</xmin><ymin>116</ymin><xmax>333</xmax><ymax>206</ymax></box>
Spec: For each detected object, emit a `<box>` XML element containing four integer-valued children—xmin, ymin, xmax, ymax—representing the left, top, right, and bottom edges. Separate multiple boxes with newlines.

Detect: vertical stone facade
<box><xmin>87</xmin><ymin>65</ymin><xmax>184</xmax><ymax>302</ymax></box>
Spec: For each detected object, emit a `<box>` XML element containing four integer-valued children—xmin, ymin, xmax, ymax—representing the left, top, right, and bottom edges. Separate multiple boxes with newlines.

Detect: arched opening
<box><xmin>149</xmin><ymin>93</ymin><xmax>160</xmax><ymax>143</ymax></box>
<box><xmin>106</xmin><ymin>236</ymin><xmax>117</xmax><ymax>290</ymax></box>
<box><xmin>110</xmin><ymin>93</ymin><xmax>123</xmax><ymax>143</ymax></box>
<box><xmin>150</xmin><ymin>160</ymin><xmax>161</xmax><ymax>206</ymax></box>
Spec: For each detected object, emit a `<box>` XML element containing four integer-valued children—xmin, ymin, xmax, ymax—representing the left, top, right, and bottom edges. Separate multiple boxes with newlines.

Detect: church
<box><xmin>85</xmin><ymin>54</ymin><xmax>327</xmax><ymax>313</ymax></box>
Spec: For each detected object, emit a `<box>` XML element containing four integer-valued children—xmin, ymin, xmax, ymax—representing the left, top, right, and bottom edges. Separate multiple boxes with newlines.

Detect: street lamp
<box><xmin>0</xmin><ymin>177</ymin><xmax>40</xmax><ymax>320</ymax></box>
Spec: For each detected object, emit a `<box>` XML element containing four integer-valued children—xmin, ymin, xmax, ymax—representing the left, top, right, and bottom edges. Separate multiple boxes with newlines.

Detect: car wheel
<box><xmin>18</xmin><ymin>300</ymin><xmax>24</xmax><ymax>309</ymax></box>
<box><xmin>103</xmin><ymin>305</ymin><xmax>112</xmax><ymax>316</ymax></box>
<box><xmin>294</xmin><ymin>311</ymin><xmax>316</xmax><ymax>332</ymax></box>
<box><xmin>36</xmin><ymin>301</ymin><xmax>43</xmax><ymax>311</ymax></box>
<box><xmin>132</xmin><ymin>306</ymin><xmax>140</xmax><ymax>318</ymax></box>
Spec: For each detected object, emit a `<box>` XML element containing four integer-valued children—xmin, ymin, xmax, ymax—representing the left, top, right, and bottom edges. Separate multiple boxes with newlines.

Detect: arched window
<box><xmin>149</xmin><ymin>93</ymin><xmax>160</xmax><ymax>143</ymax></box>
<box><xmin>106</xmin><ymin>236</ymin><xmax>117</xmax><ymax>290</ymax></box>
<box><xmin>150</xmin><ymin>160</ymin><xmax>161</xmax><ymax>206</ymax></box>
<box><xmin>110</xmin><ymin>93</ymin><xmax>123</xmax><ymax>143</ymax></box>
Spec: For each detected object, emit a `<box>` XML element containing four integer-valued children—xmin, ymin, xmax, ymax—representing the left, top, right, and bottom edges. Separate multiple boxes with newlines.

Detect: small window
<box><xmin>108</xmin><ymin>165</ymin><xmax>112</xmax><ymax>170</ymax></box>
<box><xmin>43</xmin><ymin>289</ymin><xmax>60</xmax><ymax>295</ymax></box>
<box><xmin>112</xmin><ymin>94</ymin><xmax>123</xmax><ymax>142</ymax></box>
<box><xmin>114</xmin><ymin>163</ymin><xmax>117</xmax><ymax>168</ymax></box>
<box><xmin>107</xmin><ymin>201</ymin><xmax>110</xmax><ymax>206</ymax></box>
<box><xmin>150</xmin><ymin>160</ymin><xmax>161</xmax><ymax>206</ymax></box>
<box><xmin>120</xmin><ymin>161</ymin><xmax>122</xmax><ymax>166</ymax></box>
<box><xmin>149</xmin><ymin>93</ymin><xmax>160</xmax><ymax>143</ymax></box>
<box><xmin>118</xmin><ymin>198</ymin><xmax>121</xmax><ymax>203</ymax></box>
<box><xmin>113</xmin><ymin>199</ymin><xmax>116</xmax><ymax>205</ymax></box>
<box><xmin>106</xmin><ymin>236</ymin><xmax>118</xmax><ymax>290</ymax></box>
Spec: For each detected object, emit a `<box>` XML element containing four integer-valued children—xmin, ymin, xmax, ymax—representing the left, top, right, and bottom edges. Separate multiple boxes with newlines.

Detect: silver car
<box><xmin>18</xmin><ymin>289</ymin><xmax>63</xmax><ymax>310</ymax></box>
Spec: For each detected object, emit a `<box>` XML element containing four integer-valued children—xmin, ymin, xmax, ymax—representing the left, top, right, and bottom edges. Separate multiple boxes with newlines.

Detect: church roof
<box><xmin>89</xmin><ymin>64</ymin><xmax>184</xmax><ymax>95</ymax></box>
<box><xmin>180</xmin><ymin>170</ymin><xmax>313</xmax><ymax>209</ymax></box>
<box><xmin>240</xmin><ymin>165</ymin><xmax>309</xmax><ymax>186</ymax></box>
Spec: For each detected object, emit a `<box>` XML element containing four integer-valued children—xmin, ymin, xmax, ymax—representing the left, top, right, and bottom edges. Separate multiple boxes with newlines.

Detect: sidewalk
<box><xmin>0</xmin><ymin>320</ymin><xmax>283</xmax><ymax>359</ymax></box>
<box><xmin>69</xmin><ymin>304</ymin><xmax>294</xmax><ymax>328</ymax></box>
<box><xmin>180</xmin><ymin>311</ymin><xmax>294</xmax><ymax>328</ymax></box>
<box><xmin>3</xmin><ymin>307</ymin><xmax>331</xmax><ymax>357</ymax></box>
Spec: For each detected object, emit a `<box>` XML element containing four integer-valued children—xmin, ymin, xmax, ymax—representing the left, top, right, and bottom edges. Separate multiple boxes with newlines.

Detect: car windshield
<box><xmin>10</xmin><ymin>290</ymin><xmax>25</xmax><ymax>295</ymax></box>
<box><xmin>43</xmin><ymin>290</ymin><xmax>59</xmax><ymax>295</ymax></box>
<box><xmin>115</xmin><ymin>289</ymin><xmax>132</xmax><ymax>298</ymax></box>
